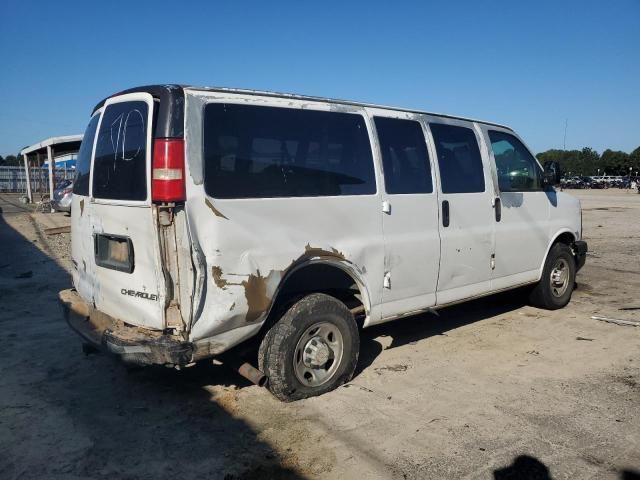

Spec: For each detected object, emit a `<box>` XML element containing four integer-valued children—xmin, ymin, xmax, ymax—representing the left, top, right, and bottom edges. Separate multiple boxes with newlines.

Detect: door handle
<box><xmin>494</xmin><ymin>197</ymin><xmax>501</xmax><ymax>222</ymax></box>
<box><xmin>442</xmin><ymin>200</ymin><xmax>450</xmax><ymax>227</ymax></box>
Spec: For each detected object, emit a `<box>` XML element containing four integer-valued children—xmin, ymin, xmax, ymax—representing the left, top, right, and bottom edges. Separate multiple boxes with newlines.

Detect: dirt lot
<box><xmin>1</xmin><ymin>190</ymin><xmax>638</xmax><ymax>480</ymax></box>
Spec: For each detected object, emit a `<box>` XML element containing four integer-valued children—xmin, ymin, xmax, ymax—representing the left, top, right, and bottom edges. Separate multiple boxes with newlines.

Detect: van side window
<box><xmin>488</xmin><ymin>130</ymin><xmax>543</xmax><ymax>192</ymax></box>
<box><xmin>374</xmin><ymin>117</ymin><xmax>432</xmax><ymax>194</ymax></box>
<box><xmin>203</xmin><ymin>104</ymin><xmax>376</xmax><ymax>198</ymax></box>
<box><xmin>92</xmin><ymin>101</ymin><xmax>148</xmax><ymax>201</ymax></box>
<box><xmin>430</xmin><ymin>123</ymin><xmax>485</xmax><ymax>194</ymax></box>
<box><xmin>73</xmin><ymin>114</ymin><xmax>100</xmax><ymax>196</ymax></box>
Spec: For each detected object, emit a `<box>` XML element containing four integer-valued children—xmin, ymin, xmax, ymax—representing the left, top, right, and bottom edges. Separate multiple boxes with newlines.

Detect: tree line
<box><xmin>2</xmin><ymin>146</ymin><xmax>639</xmax><ymax>175</ymax></box>
<box><xmin>0</xmin><ymin>155</ymin><xmax>23</xmax><ymax>166</ymax></box>
<box><xmin>537</xmin><ymin>147</ymin><xmax>640</xmax><ymax>176</ymax></box>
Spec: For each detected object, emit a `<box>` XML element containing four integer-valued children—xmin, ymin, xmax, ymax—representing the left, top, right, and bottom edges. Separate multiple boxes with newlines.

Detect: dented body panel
<box><xmin>183</xmin><ymin>90</ymin><xmax>384</xmax><ymax>346</ymax></box>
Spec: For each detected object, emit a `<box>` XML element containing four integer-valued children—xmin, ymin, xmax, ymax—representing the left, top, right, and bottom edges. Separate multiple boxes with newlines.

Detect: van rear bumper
<box><xmin>58</xmin><ymin>288</ymin><xmax>193</xmax><ymax>366</ymax></box>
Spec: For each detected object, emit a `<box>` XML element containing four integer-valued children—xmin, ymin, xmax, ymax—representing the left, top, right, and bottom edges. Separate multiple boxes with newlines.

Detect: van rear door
<box><xmin>79</xmin><ymin>92</ymin><xmax>166</xmax><ymax>330</ymax></box>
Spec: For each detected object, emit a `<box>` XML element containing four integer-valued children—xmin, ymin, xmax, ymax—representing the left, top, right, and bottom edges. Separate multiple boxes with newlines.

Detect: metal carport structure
<box><xmin>19</xmin><ymin>135</ymin><xmax>82</xmax><ymax>209</ymax></box>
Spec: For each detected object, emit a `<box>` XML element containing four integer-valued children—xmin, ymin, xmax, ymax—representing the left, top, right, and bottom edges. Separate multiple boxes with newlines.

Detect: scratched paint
<box><xmin>204</xmin><ymin>198</ymin><xmax>229</xmax><ymax>220</ymax></box>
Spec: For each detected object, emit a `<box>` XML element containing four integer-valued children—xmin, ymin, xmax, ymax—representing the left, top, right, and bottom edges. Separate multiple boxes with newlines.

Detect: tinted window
<box><xmin>203</xmin><ymin>104</ymin><xmax>376</xmax><ymax>198</ymax></box>
<box><xmin>73</xmin><ymin>114</ymin><xmax>100</xmax><ymax>196</ymax></box>
<box><xmin>92</xmin><ymin>101</ymin><xmax>148</xmax><ymax>201</ymax></box>
<box><xmin>375</xmin><ymin>117</ymin><xmax>432</xmax><ymax>194</ymax></box>
<box><xmin>489</xmin><ymin>131</ymin><xmax>543</xmax><ymax>191</ymax></box>
<box><xmin>430</xmin><ymin>123</ymin><xmax>485</xmax><ymax>194</ymax></box>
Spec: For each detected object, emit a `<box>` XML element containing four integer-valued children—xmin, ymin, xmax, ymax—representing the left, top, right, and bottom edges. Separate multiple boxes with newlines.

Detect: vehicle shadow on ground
<box><xmin>0</xmin><ymin>210</ymin><xmax>304</xmax><ymax>480</ymax></box>
<box><xmin>493</xmin><ymin>454</ymin><xmax>552</xmax><ymax>479</ymax></box>
<box><xmin>356</xmin><ymin>289</ymin><xmax>529</xmax><ymax>377</ymax></box>
<box><xmin>492</xmin><ymin>454</ymin><xmax>640</xmax><ymax>480</ymax></box>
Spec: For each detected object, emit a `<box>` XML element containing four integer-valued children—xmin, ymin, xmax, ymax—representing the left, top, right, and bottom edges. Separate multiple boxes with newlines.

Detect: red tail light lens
<box><xmin>152</xmin><ymin>138</ymin><xmax>185</xmax><ymax>202</ymax></box>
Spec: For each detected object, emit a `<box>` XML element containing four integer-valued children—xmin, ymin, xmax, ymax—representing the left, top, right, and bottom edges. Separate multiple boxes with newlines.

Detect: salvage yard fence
<box><xmin>0</xmin><ymin>166</ymin><xmax>74</xmax><ymax>194</ymax></box>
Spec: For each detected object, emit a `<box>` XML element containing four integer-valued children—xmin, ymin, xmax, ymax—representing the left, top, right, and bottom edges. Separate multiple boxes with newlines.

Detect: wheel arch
<box><xmin>537</xmin><ymin>229</ymin><xmax>576</xmax><ymax>280</ymax></box>
<box><xmin>263</xmin><ymin>257</ymin><xmax>372</xmax><ymax>330</ymax></box>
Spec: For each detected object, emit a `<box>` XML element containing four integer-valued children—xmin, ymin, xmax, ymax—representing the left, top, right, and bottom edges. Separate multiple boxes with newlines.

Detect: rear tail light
<box><xmin>152</xmin><ymin>138</ymin><xmax>185</xmax><ymax>202</ymax></box>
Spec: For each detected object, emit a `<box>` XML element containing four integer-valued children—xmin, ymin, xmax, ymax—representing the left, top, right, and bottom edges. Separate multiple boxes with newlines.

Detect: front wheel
<box><xmin>258</xmin><ymin>293</ymin><xmax>359</xmax><ymax>401</ymax></box>
<box><xmin>529</xmin><ymin>243</ymin><xmax>576</xmax><ymax>310</ymax></box>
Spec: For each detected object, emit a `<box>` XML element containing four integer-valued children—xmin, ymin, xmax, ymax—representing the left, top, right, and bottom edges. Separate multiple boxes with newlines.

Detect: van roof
<box><xmin>92</xmin><ymin>84</ymin><xmax>513</xmax><ymax>136</ymax></box>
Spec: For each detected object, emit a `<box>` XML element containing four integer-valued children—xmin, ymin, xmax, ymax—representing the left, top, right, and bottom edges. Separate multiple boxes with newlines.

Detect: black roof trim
<box><xmin>92</xmin><ymin>85</ymin><xmax>185</xmax><ymax>138</ymax></box>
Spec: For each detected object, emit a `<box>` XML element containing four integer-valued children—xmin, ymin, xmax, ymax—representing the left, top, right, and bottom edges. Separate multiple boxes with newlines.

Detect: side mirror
<box><xmin>543</xmin><ymin>160</ymin><xmax>562</xmax><ymax>186</ymax></box>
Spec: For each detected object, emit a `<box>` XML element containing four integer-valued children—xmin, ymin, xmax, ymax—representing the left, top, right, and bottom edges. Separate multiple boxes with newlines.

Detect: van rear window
<box><xmin>203</xmin><ymin>104</ymin><xmax>376</xmax><ymax>198</ymax></box>
<box><xmin>73</xmin><ymin>114</ymin><xmax>100</xmax><ymax>196</ymax></box>
<box><xmin>92</xmin><ymin>101</ymin><xmax>148</xmax><ymax>201</ymax></box>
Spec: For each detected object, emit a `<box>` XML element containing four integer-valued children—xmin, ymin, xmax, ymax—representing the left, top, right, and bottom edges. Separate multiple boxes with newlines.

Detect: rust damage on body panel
<box><xmin>241</xmin><ymin>271</ymin><xmax>271</xmax><ymax>323</ymax></box>
<box><xmin>210</xmin><ymin>244</ymin><xmax>356</xmax><ymax>324</ymax></box>
<box><xmin>204</xmin><ymin>198</ymin><xmax>229</xmax><ymax>220</ymax></box>
<box><xmin>211</xmin><ymin>266</ymin><xmax>228</xmax><ymax>289</ymax></box>
<box><xmin>211</xmin><ymin>265</ymin><xmax>276</xmax><ymax>322</ymax></box>
<box><xmin>302</xmin><ymin>244</ymin><xmax>345</xmax><ymax>261</ymax></box>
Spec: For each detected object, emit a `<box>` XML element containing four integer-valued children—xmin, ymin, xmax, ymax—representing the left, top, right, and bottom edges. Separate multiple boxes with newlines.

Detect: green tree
<box><xmin>630</xmin><ymin>146</ymin><xmax>640</xmax><ymax>174</ymax></box>
<box><xmin>601</xmin><ymin>149</ymin><xmax>630</xmax><ymax>174</ymax></box>
<box><xmin>578</xmin><ymin>147</ymin><xmax>599</xmax><ymax>175</ymax></box>
<box><xmin>537</xmin><ymin>149</ymin><xmax>589</xmax><ymax>175</ymax></box>
<box><xmin>3</xmin><ymin>155</ymin><xmax>21</xmax><ymax>166</ymax></box>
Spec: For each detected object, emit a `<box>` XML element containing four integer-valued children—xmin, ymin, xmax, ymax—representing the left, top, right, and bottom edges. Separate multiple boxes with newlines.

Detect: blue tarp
<box><xmin>42</xmin><ymin>159</ymin><xmax>76</xmax><ymax>169</ymax></box>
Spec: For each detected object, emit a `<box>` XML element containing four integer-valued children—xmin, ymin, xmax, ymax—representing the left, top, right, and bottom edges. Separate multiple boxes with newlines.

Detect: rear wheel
<box><xmin>258</xmin><ymin>293</ymin><xmax>359</xmax><ymax>401</ymax></box>
<box><xmin>529</xmin><ymin>243</ymin><xmax>576</xmax><ymax>310</ymax></box>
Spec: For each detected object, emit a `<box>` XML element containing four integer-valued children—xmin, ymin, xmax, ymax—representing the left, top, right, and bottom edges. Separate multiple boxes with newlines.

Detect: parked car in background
<box><xmin>561</xmin><ymin>176</ymin><xmax>591</xmax><ymax>189</ymax></box>
<box><xmin>580</xmin><ymin>176</ymin><xmax>592</xmax><ymax>188</ymax></box>
<box><xmin>51</xmin><ymin>179</ymin><xmax>73</xmax><ymax>212</ymax></box>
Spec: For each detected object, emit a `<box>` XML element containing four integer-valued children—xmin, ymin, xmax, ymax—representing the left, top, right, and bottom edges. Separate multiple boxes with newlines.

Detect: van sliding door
<box><xmin>369</xmin><ymin>110</ymin><xmax>441</xmax><ymax>321</ymax></box>
<box><xmin>428</xmin><ymin>120</ymin><xmax>495</xmax><ymax>305</ymax></box>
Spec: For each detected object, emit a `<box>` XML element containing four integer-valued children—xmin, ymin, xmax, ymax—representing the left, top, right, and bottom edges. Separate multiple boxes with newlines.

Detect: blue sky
<box><xmin>1</xmin><ymin>0</ymin><xmax>638</xmax><ymax>157</ymax></box>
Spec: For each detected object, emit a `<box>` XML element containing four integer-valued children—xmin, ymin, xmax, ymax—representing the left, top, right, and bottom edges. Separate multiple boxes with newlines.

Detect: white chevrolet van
<box><xmin>59</xmin><ymin>85</ymin><xmax>587</xmax><ymax>401</ymax></box>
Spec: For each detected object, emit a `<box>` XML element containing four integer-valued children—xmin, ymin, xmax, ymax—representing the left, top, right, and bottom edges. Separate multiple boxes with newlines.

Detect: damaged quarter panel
<box><xmin>183</xmin><ymin>90</ymin><xmax>385</xmax><ymax>350</ymax></box>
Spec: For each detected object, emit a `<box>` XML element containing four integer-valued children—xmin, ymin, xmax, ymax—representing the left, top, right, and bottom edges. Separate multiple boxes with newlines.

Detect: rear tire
<box><xmin>258</xmin><ymin>293</ymin><xmax>359</xmax><ymax>401</ymax></box>
<box><xmin>529</xmin><ymin>243</ymin><xmax>576</xmax><ymax>310</ymax></box>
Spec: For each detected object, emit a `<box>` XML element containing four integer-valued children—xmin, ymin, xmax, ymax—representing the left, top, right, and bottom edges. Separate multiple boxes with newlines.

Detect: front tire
<box><xmin>529</xmin><ymin>243</ymin><xmax>576</xmax><ymax>310</ymax></box>
<box><xmin>258</xmin><ymin>293</ymin><xmax>359</xmax><ymax>402</ymax></box>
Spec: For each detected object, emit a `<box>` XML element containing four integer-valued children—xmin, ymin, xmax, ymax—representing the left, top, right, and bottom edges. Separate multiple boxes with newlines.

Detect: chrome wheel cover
<box><xmin>550</xmin><ymin>258</ymin><xmax>570</xmax><ymax>297</ymax></box>
<box><xmin>293</xmin><ymin>321</ymin><xmax>344</xmax><ymax>387</ymax></box>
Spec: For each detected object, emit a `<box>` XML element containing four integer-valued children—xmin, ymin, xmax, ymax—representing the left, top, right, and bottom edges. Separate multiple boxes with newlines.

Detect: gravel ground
<box><xmin>0</xmin><ymin>190</ymin><xmax>638</xmax><ymax>480</ymax></box>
